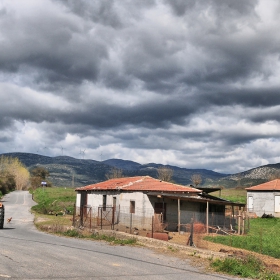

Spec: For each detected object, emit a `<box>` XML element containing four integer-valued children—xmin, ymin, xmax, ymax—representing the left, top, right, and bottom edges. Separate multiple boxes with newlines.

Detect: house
<box><xmin>246</xmin><ymin>179</ymin><xmax>280</xmax><ymax>217</ymax></box>
<box><xmin>75</xmin><ymin>176</ymin><xmax>245</xmax><ymax>232</ymax></box>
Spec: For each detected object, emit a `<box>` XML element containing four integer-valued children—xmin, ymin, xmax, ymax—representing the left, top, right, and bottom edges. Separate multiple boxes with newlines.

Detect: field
<box><xmin>211</xmin><ymin>187</ymin><xmax>247</xmax><ymax>204</ymax></box>
<box><xmin>205</xmin><ymin>218</ymin><xmax>280</xmax><ymax>258</ymax></box>
<box><xmin>31</xmin><ymin>187</ymin><xmax>76</xmax><ymax>215</ymax></box>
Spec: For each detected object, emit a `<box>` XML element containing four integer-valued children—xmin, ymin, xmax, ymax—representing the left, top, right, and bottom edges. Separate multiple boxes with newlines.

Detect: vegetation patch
<box><xmin>88</xmin><ymin>233</ymin><xmax>137</xmax><ymax>245</ymax></box>
<box><xmin>31</xmin><ymin>187</ymin><xmax>76</xmax><ymax>215</ymax></box>
<box><xmin>211</xmin><ymin>255</ymin><xmax>280</xmax><ymax>280</ymax></box>
<box><xmin>38</xmin><ymin>221</ymin><xmax>137</xmax><ymax>245</ymax></box>
<box><xmin>205</xmin><ymin>218</ymin><xmax>280</xmax><ymax>259</ymax></box>
<box><xmin>211</xmin><ymin>188</ymin><xmax>247</xmax><ymax>204</ymax></box>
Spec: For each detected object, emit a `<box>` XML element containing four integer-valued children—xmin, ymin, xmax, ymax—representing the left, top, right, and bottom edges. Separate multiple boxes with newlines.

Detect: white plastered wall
<box><xmin>247</xmin><ymin>191</ymin><xmax>280</xmax><ymax>217</ymax></box>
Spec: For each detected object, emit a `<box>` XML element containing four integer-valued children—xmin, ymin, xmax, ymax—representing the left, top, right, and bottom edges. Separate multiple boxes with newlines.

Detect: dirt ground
<box><xmin>96</xmin><ymin>223</ymin><xmax>280</xmax><ymax>275</ymax></box>
<box><xmin>167</xmin><ymin>231</ymin><xmax>280</xmax><ymax>275</ymax></box>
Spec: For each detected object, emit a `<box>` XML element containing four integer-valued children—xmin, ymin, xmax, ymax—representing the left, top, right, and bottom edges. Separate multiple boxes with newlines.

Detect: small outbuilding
<box><xmin>246</xmin><ymin>179</ymin><xmax>280</xmax><ymax>217</ymax></box>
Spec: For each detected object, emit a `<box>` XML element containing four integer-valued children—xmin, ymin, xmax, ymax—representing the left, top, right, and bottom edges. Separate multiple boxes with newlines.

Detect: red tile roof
<box><xmin>246</xmin><ymin>179</ymin><xmax>280</xmax><ymax>191</ymax></box>
<box><xmin>76</xmin><ymin>176</ymin><xmax>201</xmax><ymax>193</ymax></box>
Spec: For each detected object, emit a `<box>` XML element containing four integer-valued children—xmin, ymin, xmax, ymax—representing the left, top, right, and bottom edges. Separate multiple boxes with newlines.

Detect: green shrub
<box><xmin>89</xmin><ymin>233</ymin><xmax>137</xmax><ymax>245</ymax></box>
<box><xmin>211</xmin><ymin>255</ymin><xmax>280</xmax><ymax>279</ymax></box>
<box><xmin>64</xmin><ymin>229</ymin><xmax>82</xmax><ymax>237</ymax></box>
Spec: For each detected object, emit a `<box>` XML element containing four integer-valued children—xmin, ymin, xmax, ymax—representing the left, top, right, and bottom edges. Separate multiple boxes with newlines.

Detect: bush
<box><xmin>64</xmin><ymin>229</ymin><xmax>82</xmax><ymax>237</ymax></box>
<box><xmin>211</xmin><ymin>255</ymin><xmax>280</xmax><ymax>280</ymax></box>
<box><xmin>89</xmin><ymin>233</ymin><xmax>137</xmax><ymax>245</ymax></box>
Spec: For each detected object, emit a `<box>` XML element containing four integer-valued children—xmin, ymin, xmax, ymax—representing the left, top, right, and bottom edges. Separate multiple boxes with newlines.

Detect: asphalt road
<box><xmin>0</xmin><ymin>191</ymin><xmax>245</xmax><ymax>280</ymax></box>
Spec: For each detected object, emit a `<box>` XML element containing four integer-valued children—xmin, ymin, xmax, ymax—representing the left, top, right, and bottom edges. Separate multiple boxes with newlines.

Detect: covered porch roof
<box><xmin>147</xmin><ymin>192</ymin><xmax>245</xmax><ymax>207</ymax></box>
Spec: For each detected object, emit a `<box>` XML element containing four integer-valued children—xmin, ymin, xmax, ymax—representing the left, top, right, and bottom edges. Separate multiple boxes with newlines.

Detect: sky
<box><xmin>0</xmin><ymin>0</ymin><xmax>280</xmax><ymax>174</ymax></box>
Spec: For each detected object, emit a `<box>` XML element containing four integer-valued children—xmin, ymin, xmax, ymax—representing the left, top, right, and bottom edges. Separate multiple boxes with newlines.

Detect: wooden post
<box><xmin>152</xmin><ymin>216</ymin><xmax>154</xmax><ymax>238</ymax></box>
<box><xmin>101</xmin><ymin>208</ymin><xmax>103</xmax><ymax>229</ymax></box>
<box><xmin>89</xmin><ymin>207</ymin><xmax>92</xmax><ymax>229</ymax></box>
<box><xmin>112</xmin><ymin>206</ymin><xmax>115</xmax><ymax>230</ymax></box>
<box><xmin>238</xmin><ymin>208</ymin><xmax>241</xmax><ymax>235</ymax></box>
<box><xmin>206</xmin><ymin>201</ymin><xmax>209</xmax><ymax>234</ymax></box>
<box><xmin>72</xmin><ymin>203</ymin><xmax>76</xmax><ymax>227</ymax></box>
<box><xmin>242</xmin><ymin>209</ymin><xmax>245</xmax><ymax>235</ymax></box>
<box><xmin>178</xmin><ymin>198</ymin><xmax>181</xmax><ymax>232</ymax></box>
<box><xmin>130</xmin><ymin>213</ymin><xmax>132</xmax><ymax>234</ymax></box>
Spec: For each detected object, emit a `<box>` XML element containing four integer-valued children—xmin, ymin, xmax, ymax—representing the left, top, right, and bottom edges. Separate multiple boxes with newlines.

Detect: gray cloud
<box><xmin>0</xmin><ymin>0</ymin><xmax>280</xmax><ymax>174</ymax></box>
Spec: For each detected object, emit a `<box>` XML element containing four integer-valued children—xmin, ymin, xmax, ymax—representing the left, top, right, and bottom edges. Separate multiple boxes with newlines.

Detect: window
<box><xmin>130</xmin><ymin>200</ymin><xmax>135</xmax><ymax>214</ymax></box>
<box><xmin>248</xmin><ymin>196</ymin><xmax>253</xmax><ymax>211</ymax></box>
<box><xmin>103</xmin><ymin>195</ymin><xmax>107</xmax><ymax>210</ymax></box>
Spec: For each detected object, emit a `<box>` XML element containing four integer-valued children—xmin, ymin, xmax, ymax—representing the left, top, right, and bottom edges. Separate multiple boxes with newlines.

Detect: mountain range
<box><xmin>1</xmin><ymin>152</ymin><xmax>279</xmax><ymax>188</ymax></box>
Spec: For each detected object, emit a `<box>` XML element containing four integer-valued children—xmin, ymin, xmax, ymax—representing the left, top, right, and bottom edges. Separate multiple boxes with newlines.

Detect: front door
<box><xmin>154</xmin><ymin>202</ymin><xmax>166</xmax><ymax>220</ymax></box>
<box><xmin>248</xmin><ymin>196</ymin><xmax>253</xmax><ymax>211</ymax></box>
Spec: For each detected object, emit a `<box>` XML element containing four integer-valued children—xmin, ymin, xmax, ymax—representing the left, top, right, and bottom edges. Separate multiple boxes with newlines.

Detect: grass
<box><xmin>31</xmin><ymin>187</ymin><xmax>76</xmax><ymax>215</ymax></box>
<box><xmin>205</xmin><ymin>218</ymin><xmax>280</xmax><ymax>259</ymax></box>
<box><xmin>32</xmin><ymin>187</ymin><xmax>138</xmax><ymax>246</ymax></box>
<box><xmin>211</xmin><ymin>188</ymin><xmax>247</xmax><ymax>204</ymax></box>
<box><xmin>211</xmin><ymin>255</ymin><xmax>280</xmax><ymax>280</ymax></box>
<box><xmin>62</xmin><ymin>229</ymin><xmax>137</xmax><ymax>245</ymax></box>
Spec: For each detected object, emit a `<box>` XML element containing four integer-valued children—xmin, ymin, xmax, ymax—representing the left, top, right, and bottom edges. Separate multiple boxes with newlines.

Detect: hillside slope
<box><xmin>1</xmin><ymin>152</ymin><xmax>278</xmax><ymax>188</ymax></box>
<box><xmin>1</xmin><ymin>153</ymin><xmax>226</xmax><ymax>187</ymax></box>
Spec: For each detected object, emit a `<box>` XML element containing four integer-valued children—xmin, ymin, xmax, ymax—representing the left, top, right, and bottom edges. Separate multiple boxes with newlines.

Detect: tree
<box><xmin>191</xmin><ymin>174</ymin><xmax>202</xmax><ymax>187</ymax></box>
<box><xmin>157</xmin><ymin>167</ymin><xmax>173</xmax><ymax>182</ymax></box>
<box><xmin>30</xmin><ymin>167</ymin><xmax>51</xmax><ymax>189</ymax></box>
<box><xmin>0</xmin><ymin>156</ymin><xmax>30</xmax><ymax>192</ymax></box>
<box><xmin>31</xmin><ymin>167</ymin><xmax>49</xmax><ymax>179</ymax></box>
<box><xmin>14</xmin><ymin>166</ymin><xmax>30</xmax><ymax>190</ymax></box>
<box><xmin>105</xmin><ymin>167</ymin><xmax>124</xmax><ymax>180</ymax></box>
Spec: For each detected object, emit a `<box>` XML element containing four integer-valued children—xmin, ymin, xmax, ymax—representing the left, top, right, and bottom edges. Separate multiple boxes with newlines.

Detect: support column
<box><xmin>206</xmin><ymin>201</ymin><xmax>209</xmax><ymax>234</ymax></box>
<box><xmin>178</xmin><ymin>198</ymin><xmax>181</xmax><ymax>232</ymax></box>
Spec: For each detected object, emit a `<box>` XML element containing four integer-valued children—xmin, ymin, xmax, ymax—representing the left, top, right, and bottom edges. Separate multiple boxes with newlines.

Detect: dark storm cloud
<box><xmin>55</xmin><ymin>96</ymin><xmax>196</xmax><ymax>129</ymax></box>
<box><xmin>198</xmin><ymin>87</ymin><xmax>280</xmax><ymax>109</ymax></box>
<box><xmin>0</xmin><ymin>0</ymin><xmax>280</xmax><ymax>173</ymax></box>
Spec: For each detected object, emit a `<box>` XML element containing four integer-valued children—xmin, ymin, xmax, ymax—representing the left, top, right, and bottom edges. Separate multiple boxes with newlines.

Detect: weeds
<box><xmin>205</xmin><ymin>218</ymin><xmax>280</xmax><ymax>259</ymax></box>
<box><xmin>58</xmin><ymin>228</ymin><xmax>137</xmax><ymax>245</ymax></box>
<box><xmin>89</xmin><ymin>233</ymin><xmax>137</xmax><ymax>245</ymax></box>
<box><xmin>64</xmin><ymin>229</ymin><xmax>83</xmax><ymax>238</ymax></box>
<box><xmin>211</xmin><ymin>255</ymin><xmax>280</xmax><ymax>280</ymax></box>
<box><xmin>167</xmin><ymin>246</ymin><xmax>178</xmax><ymax>252</ymax></box>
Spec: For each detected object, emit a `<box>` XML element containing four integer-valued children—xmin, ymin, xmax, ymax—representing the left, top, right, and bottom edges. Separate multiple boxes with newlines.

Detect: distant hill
<box><xmin>1</xmin><ymin>153</ymin><xmax>111</xmax><ymax>187</ymax></box>
<box><xmin>1</xmin><ymin>152</ymin><xmax>278</xmax><ymax>188</ymax></box>
<box><xmin>214</xmin><ymin>163</ymin><xmax>280</xmax><ymax>188</ymax></box>
<box><xmin>103</xmin><ymin>159</ymin><xmax>141</xmax><ymax>170</ymax></box>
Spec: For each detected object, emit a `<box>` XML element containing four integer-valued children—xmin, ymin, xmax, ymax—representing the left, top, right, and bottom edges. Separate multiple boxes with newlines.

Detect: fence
<box><xmin>69</xmin><ymin>204</ymin><xmax>280</xmax><ymax>256</ymax></box>
<box><xmin>73</xmin><ymin>205</ymin><xmax>250</xmax><ymax>241</ymax></box>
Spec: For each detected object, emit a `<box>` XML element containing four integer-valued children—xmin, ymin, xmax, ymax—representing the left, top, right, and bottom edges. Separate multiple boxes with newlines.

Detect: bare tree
<box><xmin>191</xmin><ymin>174</ymin><xmax>202</xmax><ymax>187</ymax></box>
<box><xmin>157</xmin><ymin>167</ymin><xmax>173</xmax><ymax>182</ymax></box>
<box><xmin>105</xmin><ymin>167</ymin><xmax>124</xmax><ymax>180</ymax></box>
